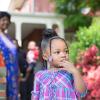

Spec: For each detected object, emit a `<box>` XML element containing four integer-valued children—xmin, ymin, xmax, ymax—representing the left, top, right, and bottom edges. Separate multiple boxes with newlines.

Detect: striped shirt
<box><xmin>31</xmin><ymin>70</ymin><xmax>87</xmax><ymax>100</ymax></box>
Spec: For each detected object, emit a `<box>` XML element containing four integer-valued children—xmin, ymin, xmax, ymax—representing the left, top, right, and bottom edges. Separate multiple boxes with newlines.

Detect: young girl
<box><xmin>31</xmin><ymin>36</ymin><xmax>87</xmax><ymax>100</ymax></box>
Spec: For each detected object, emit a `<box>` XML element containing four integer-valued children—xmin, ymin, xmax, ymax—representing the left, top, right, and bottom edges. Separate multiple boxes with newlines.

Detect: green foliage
<box><xmin>54</xmin><ymin>0</ymin><xmax>100</xmax><ymax>29</ymax></box>
<box><xmin>64</xmin><ymin>14</ymin><xmax>91</xmax><ymax>29</ymax></box>
<box><xmin>69</xmin><ymin>41</ymin><xmax>85</xmax><ymax>63</ymax></box>
<box><xmin>69</xmin><ymin>42</ymin><xmax>82</xmax><ymax>62</ymax></box>
<box><xmin>69</xmin><ymin>19</ymin><xmax>100</xmax><ymax>62</ymax></box>
<box><xmin>77</xmin><ymin>24</ymin><xmax>100</xmax><ymax>48</ymax></box>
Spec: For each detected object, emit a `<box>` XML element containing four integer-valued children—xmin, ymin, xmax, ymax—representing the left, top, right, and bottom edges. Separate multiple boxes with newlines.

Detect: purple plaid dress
<box><xmin>31</xmin><ymin>70</ymin><xmax>86</xmax><ymax>100</ymax></box>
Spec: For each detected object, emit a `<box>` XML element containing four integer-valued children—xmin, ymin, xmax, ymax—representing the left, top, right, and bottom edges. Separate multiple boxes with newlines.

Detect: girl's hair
<box><xmin>0</xmin><ymin>11</ymin><xmax>11</xmax><ymax>21</ymax></box>
<box><xmin>41</xmin><ymin>29</ymin><xmax>58</xmax><ymax>68</ymax></box>
<box><xmin>41</xmin><ymin>29</ymin><xmax>58</xmax><ymax>53</ymax></box>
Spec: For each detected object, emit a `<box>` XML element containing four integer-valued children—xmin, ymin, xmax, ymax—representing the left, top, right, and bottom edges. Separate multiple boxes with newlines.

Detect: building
<box><xmin>7</xmin><ymin>0</ymin><xmax>65</xmax><ymax>47</ymax></box>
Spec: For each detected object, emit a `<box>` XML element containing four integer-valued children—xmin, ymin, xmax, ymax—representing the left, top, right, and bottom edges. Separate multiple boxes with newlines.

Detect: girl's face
<box><xmin>50</xmin><ymin>39</ymin><xmax>69</xmax><ymax>68</ymax></box>
<box><xmin>28</xmin><ymin>41</ymin><xmax>36</xmax><ymax>50</ymax></box>
<box><xmin>0</xmin><ymin>16</ymin><xmax>10</xmax><ymax>31</ymax></box>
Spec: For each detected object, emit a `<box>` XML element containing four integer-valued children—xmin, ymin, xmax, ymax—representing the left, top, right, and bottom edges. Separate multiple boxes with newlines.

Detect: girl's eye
<box><xmin>54</xmin><ymin>51</ymin><xmax>60</xmax><ymax>54</ymax></box>
<box><xmin>65</xmin><ymin>49</ymin><xmax>69</xmax><ymax>54</ymax></box>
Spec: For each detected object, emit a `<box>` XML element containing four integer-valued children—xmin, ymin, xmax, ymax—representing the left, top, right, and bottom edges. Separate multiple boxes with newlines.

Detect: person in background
<box><xmin>31</xmin><ymin>34</ymin><xmax>87</xmax><ymax>99</ymax></box>
<box><xmin>52</xmin><ymin>24</ymin><xmax>59</xmax><ymax>34</ymax></box>
<box><xmin>13</xmin><ymin>39</ymin><xmax>28</xmax><ymax>100</ymax></box>
<box><xmin>0</xmin><ymin>11</ymin><xmax>19</xmax><ymax>100</ymax></box>
<box><xmin>26</xmin><ymin>41</ymin><xmax>39</xmax><ymax>100</ymax></box>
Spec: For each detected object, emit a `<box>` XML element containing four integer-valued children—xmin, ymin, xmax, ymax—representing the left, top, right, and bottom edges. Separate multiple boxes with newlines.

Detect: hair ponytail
<box><xmin>41</xmin><ymin>29</ymin><xmax>58</xmax><ymax>69</ymax></box>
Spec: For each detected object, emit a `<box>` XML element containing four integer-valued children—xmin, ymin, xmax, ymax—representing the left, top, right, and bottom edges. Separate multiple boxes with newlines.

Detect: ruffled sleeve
<box><xmin>76</xmin><ymin>87</ymin><xmax>87</xmax><ymax>98</ymax></box>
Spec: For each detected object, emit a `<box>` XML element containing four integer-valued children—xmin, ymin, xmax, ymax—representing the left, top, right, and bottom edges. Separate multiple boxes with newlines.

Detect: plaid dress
<box><xmin>31</xmin><ymin>70</ymin><xmax>86</xmax><ymax>100</ymax></box>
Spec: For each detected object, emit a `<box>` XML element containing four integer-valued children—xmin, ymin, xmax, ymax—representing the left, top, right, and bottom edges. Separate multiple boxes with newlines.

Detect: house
<box><xmin>7</xmin><ymin>0</ymin><xmax>65</xmax><ymax>48</ymax></box>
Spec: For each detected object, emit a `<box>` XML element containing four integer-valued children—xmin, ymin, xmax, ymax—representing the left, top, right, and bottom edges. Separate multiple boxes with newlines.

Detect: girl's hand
<box><xmin>59</xmin><ymin>60</ymin><xmax>78</xmax><ymax>74</ymax></box>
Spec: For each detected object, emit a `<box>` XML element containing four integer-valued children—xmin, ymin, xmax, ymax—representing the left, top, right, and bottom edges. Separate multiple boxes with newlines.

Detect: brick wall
<box><xmin>34</xmin><ymin>0</ymin><xmax>55</xmax><ymax>13</ymax></box>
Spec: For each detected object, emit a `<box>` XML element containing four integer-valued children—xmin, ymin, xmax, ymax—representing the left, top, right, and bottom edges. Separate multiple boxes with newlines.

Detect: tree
<box><xmin>54</xmin><ymin>0</ymin><xmax>100</xmax><ymax>30</ymax></box>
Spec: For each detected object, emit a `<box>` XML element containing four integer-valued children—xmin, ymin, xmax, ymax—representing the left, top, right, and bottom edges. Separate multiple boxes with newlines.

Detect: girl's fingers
<box><xmin>59</xmin><ymin>61</ymin><xmax>75</xmax><ymax>71</ymax></box>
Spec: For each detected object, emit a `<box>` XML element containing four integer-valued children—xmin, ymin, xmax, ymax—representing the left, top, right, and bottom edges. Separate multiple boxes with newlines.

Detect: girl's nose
<box><xmin>60</xmin><ymin>51</ymin><xmax>69</xmax><ymax>60</ymax></box>
<box><xmin>60</xmin><ymin>52</ymin><xmax>66</xmax><ymax>57</ymax></box>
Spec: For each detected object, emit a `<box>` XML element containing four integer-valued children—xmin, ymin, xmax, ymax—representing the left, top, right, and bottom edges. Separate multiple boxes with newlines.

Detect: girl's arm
<box><xmin>72</xmin><ymin>69</ymin><xmax>87</xmax><ymax>97</ymax></box>
<box><xmin>59</xmin><ymin>61</ymin><xmax>87</xmax><ymax>96</ymax></box>
<box><xmin>31</xmin><ymin>72</ymin><xmax>40</xmax><ymax>100</ymax></box>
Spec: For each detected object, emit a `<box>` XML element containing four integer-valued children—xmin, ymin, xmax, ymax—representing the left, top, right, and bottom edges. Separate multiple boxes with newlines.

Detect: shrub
<box><xmin>69</xmin><ymin>18</ymin><xmax>100</xmax><ymax>99</ymax></box>
<box><xmin>69</xmin><ymin>21</ymin><xmax>100</xmax><ymax>62</ymax></box>
<box><xmin>76</xmin><ymin>45</ymin><xmax>100</xmax><ymax>100</ymax></box>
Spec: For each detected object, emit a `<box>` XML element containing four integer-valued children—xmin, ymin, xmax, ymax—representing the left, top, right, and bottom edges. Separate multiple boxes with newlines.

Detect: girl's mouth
<box><xmin>58</xmin><ymin>66</ymin><xmax>63</xmax><ymax>68</ymax></box>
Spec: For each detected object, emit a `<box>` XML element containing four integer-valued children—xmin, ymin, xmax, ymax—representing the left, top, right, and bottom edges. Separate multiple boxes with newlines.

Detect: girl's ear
<box><xmin>42</xmin><ymin>48</ymin><xmax>50</xmax><ymax>60</ymax></box>
<box><xmin>42</xmin><ymin>53</ymin><xmax>48</xmax><ymax>60</ymax></box>
<box><xmin>48</xmin><ymin>56</ymin><xmax>53</xmax><ymax>63</ymax></box>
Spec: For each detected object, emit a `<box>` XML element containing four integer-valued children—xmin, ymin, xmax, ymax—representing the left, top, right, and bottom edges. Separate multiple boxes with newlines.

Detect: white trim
<box><xmin>15</xmin><ymin>22</ymin><xmax>22</xmax><ymax>46</ymax></box>
<box><xmin>9</xmin><ymin>13</ymin><xmax>65</xmax><ymax>46</ymax></box>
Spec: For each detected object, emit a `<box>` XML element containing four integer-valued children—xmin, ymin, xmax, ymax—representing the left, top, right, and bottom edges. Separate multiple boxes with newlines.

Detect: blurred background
<box><xmin>0</xmin><ymin>0</ymin><xmax>100</xmax><ymax>100</ymax></box>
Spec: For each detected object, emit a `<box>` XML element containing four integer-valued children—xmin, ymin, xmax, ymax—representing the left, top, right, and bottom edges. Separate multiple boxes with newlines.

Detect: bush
<box><xmin>69</xmin><ymin>21</ymin><xmax>100</xmax><ymax>62</ymax></box>
<box><xmin>76</xmin><ymin>45</ymin><xmax>100</xmax><ymax>100</ymax></box>
<box><xmin>69</xmin><ymin>18</ymin><xmax>100</xmax><ymax>99</ymax></box>
<box><xmin>77</xmin><ymin>24</ymin><xmax>100</xmax><ymax>48</ymax></box>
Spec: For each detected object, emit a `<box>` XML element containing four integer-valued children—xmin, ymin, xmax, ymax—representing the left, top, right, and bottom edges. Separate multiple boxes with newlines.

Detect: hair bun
<box><xmin>42</xmin><ymin>29</ymin><xmax>57</xmax><ymax>39</ymax></box>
